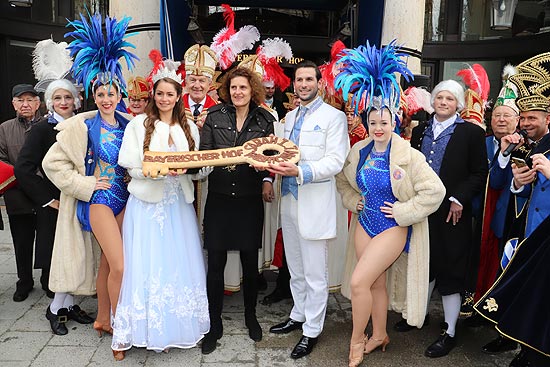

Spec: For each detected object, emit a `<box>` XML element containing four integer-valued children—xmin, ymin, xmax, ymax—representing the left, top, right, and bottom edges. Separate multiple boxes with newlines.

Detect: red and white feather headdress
<box><xmin>239</xmin><ymin>38</ymin><xmax>292</xmax><ymax>91</ymax></box>
<box><xmin>319</xmin><ymin>40</ymin><xmax>347</xmax><ymax>108</ymax></box>
<box><xmin>210</xmin><ymin>4</ymin><xmax>260</xmax><ymax>70</ymax></box>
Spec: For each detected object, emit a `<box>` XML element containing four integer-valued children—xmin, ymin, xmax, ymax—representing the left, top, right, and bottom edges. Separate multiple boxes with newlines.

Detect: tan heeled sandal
<box><xmin>364</xmin><ymin>335</ymin><xmax>390</xmax><ymax>354</ymax></box>
<box><xmin>348</xmin><ymin>336</ymin><xmax>367</xmax><ymax>367</ymax></box>
<box><xmin>112</xmin><ymin>350</ymin><xmax>125</xmax><ymax>361</ymax></box>
<box><xmin>93</xmin><ymin>321</ymin><xmax>113</xmax><ymax>337</ymax></box>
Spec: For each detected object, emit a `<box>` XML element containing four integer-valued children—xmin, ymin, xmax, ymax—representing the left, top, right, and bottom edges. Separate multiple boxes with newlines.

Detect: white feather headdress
<box><xmin>32</xmin><ymin>39</ymin><xmax>73</xmax><ymax>92</ymax></box>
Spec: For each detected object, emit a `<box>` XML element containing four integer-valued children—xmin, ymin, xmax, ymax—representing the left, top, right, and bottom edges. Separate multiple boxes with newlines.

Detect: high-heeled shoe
<box><xmin>364</xmin><ymin>335</ymin><xmax>390</xmax><ymax>354</ymax></box>
<box><xmin>348</xmin><ymin>336</ymin><xmax>367</xmax><ymax>367</ymax></box>
<box><xmin>112</xmin><ymin>350</ymin><xmax>125</xmax><ymax>361</ymax></box>
<box><xmin>93</xmin><ymin>321</ymin><xmax>113</xmax><ymax>337</ymax></box>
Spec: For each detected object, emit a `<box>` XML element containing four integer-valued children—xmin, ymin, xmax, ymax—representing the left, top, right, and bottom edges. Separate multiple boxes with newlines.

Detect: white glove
<box><xmin>194</xmin><ymin>166</ymin><xmax>214</xmax><ymax>180</ymax></box>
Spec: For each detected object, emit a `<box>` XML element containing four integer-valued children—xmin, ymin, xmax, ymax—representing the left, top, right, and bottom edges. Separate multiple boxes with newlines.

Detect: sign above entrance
<box><xmin>235</xmin><ymin>53</ymin><xmax>304</xmax><ymax>65</ymax></box>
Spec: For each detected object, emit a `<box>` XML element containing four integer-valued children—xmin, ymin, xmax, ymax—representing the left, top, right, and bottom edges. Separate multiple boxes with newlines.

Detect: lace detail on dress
<box><xmin>112</xmin><ymin>270</ymin><xmax>209</xmax><ymax>350</ymax></box>
<box><xmin>149</xmin><ymin>177</ymin><xmax>181</xmax><ymax>235</ymax></box>
<box><xmin>133</xmin><ymin>145</ymin><xmax>183</xmax><ymax>235</ymax></box>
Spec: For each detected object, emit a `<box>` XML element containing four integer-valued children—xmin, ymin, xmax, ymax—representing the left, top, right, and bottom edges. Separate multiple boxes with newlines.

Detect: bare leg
<box><xmin>95</xmin><ymin>252</ymin><xmax>110</xmax><ymax>325</ymax></box>
<box><xmin>350</xmin><ymin>224</ymin><xmax>406</xmax><ymax>345</ymax></box>
<box><xmin>90</xmin><ymin>204</ymin><xmax>124</xmax><ymax>317</ymax></box>
<box><xmin>370</xmin><ymin>271</ymin><xmax>389</xmax><ymax>340</ymax></box>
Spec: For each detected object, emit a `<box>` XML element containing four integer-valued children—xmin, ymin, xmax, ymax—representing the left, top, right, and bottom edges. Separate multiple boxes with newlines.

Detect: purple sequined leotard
<box><xmin>90</xmin><ymin>121</ymin><xmax>129</xmax><ymax>215</ymax></box>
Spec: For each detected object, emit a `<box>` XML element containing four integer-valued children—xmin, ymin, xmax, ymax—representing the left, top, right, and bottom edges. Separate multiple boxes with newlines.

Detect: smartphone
<box><xmin>511</xmin><ymin>157</ymin><xmax>527</xmax><ymax>168</ymax></box>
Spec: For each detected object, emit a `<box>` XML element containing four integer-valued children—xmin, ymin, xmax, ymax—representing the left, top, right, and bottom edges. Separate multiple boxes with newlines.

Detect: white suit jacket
<box><xmin>280</xmin><ymin>100</ymin><xmax>349</xmax><ymax>240</ymax></box>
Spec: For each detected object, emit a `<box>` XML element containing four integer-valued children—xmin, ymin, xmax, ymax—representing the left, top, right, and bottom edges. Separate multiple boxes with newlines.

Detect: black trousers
<box><xmin>34</xmin><ymin>206</ymin><xmax>57</xmax><ymax>271</ymax></box>
<box><xmin>8</xmin><ymin>213</ymin><xmax>37</xmax><ymax>291</ymax></box>
<box><xmin>207</xmin><ymin>249</ymin><xmax>258</xmax><ymax>333</ymax></box>
<box><xmin>275</xmin><ymin>247</ymin><xmax>291</xmax><ymax>293</ymax></box>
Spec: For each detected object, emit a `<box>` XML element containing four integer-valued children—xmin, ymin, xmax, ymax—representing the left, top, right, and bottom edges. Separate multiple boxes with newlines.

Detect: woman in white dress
<box><xmin>112</xmin><ymin>66</ymin><xmax>210</xmax><ymax>358</ymax></box>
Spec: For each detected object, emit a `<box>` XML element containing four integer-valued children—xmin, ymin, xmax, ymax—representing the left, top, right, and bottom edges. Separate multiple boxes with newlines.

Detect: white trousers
<box><xmin>281</xmin><ymin>195</ymin><xmax>329</xmax><ymax>338</ymax></box>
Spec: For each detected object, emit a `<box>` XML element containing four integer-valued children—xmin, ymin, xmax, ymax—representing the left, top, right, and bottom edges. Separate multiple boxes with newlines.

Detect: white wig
<box><xmin>431</xmin><ymin>79</ymin><xmax>465</xmax><ymax>111</ymax></box>
<box><xmin>44</xmin><ymin>79</ymin><xmax>81</xmax><ymax>112</ymax></box>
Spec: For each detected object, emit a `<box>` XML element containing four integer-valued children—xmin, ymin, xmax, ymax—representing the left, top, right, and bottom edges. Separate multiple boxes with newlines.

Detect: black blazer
<box><xmin>411</xmin><ymin>118</ymin><xmax>488</xmax><ymax>209</ymax></box>
<box><xmin>14</xmin><ymin>118</ymin><xmax>60</xmax><ymax>207</ymax></box>
<box><xmin>200</xmin><ymin>103</ymin><xmax>275</xmax><ymax>197</ymax></box>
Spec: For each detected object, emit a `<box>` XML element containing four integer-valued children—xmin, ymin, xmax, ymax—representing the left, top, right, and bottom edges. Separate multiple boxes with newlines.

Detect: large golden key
<box><xmin>142</xmin><ymin>136</ymin><xmax>300</xmax><ymax>178</ymax></box>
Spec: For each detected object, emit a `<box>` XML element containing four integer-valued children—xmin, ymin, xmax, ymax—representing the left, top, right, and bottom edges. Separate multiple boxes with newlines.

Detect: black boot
<box><xmin>261</xmin><ymin>257</ymin><xmax>292</xmax><ymax>305</ymax></box>
<box><xmin>509</xmin><ymin>349</ymin><xmax>531</xmax><ymax>367</ymax></box>
<box><xmin>245</xmin><ymin>312</ymin><xmax>262</xmax><ymax>341</ymax></box>
<box><xmin>201</xmin><ymin>330</ymin><xmax>221</xmax><ymax>355</ymax></box>
<box><xmin>482</xmin><ymin>335</ymin><xmax>518</xmax><ymax>354</ymax></box>
<box><xmin>204</xmin><ymin>250</ymin><xmax>226</xmax><ymax>354</ymax></box>
<box><xmin>257</xmin><ymin>272</ymin><xmax>268</xmax><ymax>292</ymax></box>
<box><xmin>242</xmin><ymin>251</ymin><xmax>262</xmax><ymax>341</ymax></box>
<box><xmin>40</xmin><ymin>269</ymin><xmax>54</xmax><ymax>299</ymax></box>
<box><xmin>46</xmin><ymin>306</ymin><xmax>68</xmax><ymax>335</ymax></box>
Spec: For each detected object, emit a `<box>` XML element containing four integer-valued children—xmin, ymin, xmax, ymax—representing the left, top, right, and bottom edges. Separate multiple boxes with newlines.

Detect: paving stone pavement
<box><xmin>0</xmin><ymin>208</ymin><xmax>515</xmax><ymax>366</ymax></box>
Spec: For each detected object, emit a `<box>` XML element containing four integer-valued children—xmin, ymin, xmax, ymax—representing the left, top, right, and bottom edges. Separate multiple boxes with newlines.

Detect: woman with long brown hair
<box><xmin>112</xmin><ymin>65</ymin><xmax>210</xmax><ymax>358</ymax></box>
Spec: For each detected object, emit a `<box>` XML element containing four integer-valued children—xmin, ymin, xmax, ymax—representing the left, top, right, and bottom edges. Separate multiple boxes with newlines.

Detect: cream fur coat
<box><xmin>42</xmin><ymin>111</ymin><xmax>129</xmax><ymax>295</ymax></box>
<box><xmin>336</xmin><ymin>133</ymin><xmax>445</xmax><ymax>327</ymax></box>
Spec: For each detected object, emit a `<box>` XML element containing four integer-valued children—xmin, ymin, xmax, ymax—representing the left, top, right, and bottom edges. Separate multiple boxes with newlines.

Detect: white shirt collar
<box><xmin>432</xmin><ymin>113</ymin><xmax>458</xmax><ymax>138</ymax></box>
<box><xmin>53</xmin><ymin>111</ymin><xmax>69</xmax><ymax>122</ymax></box>
<box><xmin>188</xmin><ymin>95</ymin><xmax>207</xmax><ymax>110</ymax></box>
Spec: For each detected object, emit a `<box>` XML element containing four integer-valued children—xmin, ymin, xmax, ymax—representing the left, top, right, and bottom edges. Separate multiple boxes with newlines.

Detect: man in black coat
<box><xmin>404</xmin><ymin>80</ymin><xmax>488</xmax><ymax>358</ymax></box>
<box><xmin>263</xmin><ymin>82</ymin><xmax>286</xmax><ymax>120</ymax></box>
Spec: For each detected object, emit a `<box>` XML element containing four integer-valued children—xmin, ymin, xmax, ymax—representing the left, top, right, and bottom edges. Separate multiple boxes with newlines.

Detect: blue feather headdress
<box><xmin>64</xmin><ymin>11</ymin><xmax>138</xmax><ymax>97</ymax></box>
<box><xmin>334</xmin><ymin>40</ymin><xmax>413</xmax><ymax>116</ymax></box>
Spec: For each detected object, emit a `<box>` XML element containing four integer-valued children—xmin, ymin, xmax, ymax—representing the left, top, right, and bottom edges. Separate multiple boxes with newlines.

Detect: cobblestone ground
<box><xmin>0</xmin><ymin>209</ymin><xmax>515</xmax><ymax>366</ymax></box>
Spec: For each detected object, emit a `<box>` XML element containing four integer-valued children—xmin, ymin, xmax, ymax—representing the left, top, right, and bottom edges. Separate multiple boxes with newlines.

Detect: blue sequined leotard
<box><xmin>356</xmin><ymin>149</ymin><xmax>399</xmax><ymax>237</ymax></box>
<box><xmin>90</xmin><ymin>120</ymin><xmax>129</xmax><ymax>215</ymax></box>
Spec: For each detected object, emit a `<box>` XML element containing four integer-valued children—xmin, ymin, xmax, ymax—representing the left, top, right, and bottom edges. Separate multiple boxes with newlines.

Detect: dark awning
<box><xmin>194</xmin><ymin>0</ymin><xmax>348</xmax><ymax>11</ymax></box>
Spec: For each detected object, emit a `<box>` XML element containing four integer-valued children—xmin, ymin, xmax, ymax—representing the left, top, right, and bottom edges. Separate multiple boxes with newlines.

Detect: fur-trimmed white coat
<box><xmin>117</xmin><ymin>114</ymin><xmax>200</xmax><ymax>203</ymax></box>
<box><xmin>336</xmin><ymin>133</ymin><xmax>446</xmax><ymax>328</ymax></box>
<box><xmin>42</xmin><ymin>111</ymin><xmax>101</xmax><ymax>295</ymax></box>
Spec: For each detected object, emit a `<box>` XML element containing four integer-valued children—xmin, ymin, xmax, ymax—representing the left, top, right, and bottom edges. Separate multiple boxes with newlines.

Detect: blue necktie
<box><xmin>282</xmin><ymin>106</ymin><xmax>307</xmax><ymax>199</ymax></box>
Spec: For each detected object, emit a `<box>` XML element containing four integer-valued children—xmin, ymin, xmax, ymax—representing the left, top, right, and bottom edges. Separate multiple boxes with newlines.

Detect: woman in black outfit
<box><xmin>14</xmin><ymin>79</ymin><xmax>94</xmax><ymax>335</ymax></box>
<box><xmin>200</xmin><ymin>67</ymin><xmax>275</xmax><ymax>354</ymax></box>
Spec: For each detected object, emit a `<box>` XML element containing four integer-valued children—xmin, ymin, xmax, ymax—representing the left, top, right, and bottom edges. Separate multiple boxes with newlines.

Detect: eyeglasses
<box><xmin>492</xmin><ymin>113</ymin><xmax>517</xmax><ymax>120</ymax></box>
<box><xmin>13</xmin><ymin>98</ymin><xmax>38</xmax><ymax>104</ymax></box>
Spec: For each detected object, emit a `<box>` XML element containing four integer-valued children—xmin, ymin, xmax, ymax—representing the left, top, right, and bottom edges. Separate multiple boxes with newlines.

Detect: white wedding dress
<box><xmin>112</xmin><ymin>153</ymin><xmax>209</xmax><ymax>351</ymax></box>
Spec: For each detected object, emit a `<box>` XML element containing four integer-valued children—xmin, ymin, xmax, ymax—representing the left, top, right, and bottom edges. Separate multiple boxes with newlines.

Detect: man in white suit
<box><xmin>267</xmin><ymin>60</ymin><xmax>349</xmax><ymax>359</ymax></box>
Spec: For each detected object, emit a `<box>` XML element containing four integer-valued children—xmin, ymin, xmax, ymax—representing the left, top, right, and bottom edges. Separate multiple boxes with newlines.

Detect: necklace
<box><xmin>102</xmin><ymin>118</ymin><xmax>119</xmax><ymax>128</ymax></box>
<box><xmin>371</xmin><ymin>146</ymin><xmax>386</xmax><ymax>154</ymax></box>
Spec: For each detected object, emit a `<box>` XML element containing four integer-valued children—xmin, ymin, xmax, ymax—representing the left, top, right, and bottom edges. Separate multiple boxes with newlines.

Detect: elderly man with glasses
<box><xmin>0</xmin><ymin>84</ymin><xmax>48</xmax><ymax>302</ymax></box>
